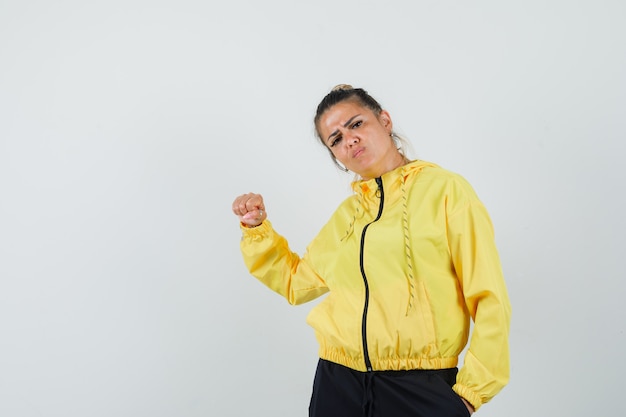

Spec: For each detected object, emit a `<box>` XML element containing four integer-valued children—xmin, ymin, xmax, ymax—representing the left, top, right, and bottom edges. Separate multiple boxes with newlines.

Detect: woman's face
<box><xmin>318</xmin><ymin>100</ymin><xmax>400</xmax><ymax>180</ymax></box>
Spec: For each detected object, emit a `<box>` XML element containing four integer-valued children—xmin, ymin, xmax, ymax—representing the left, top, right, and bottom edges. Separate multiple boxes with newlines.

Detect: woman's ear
<box><xmin>379</xmin><ymin>110</ymin><xmax>393</xmax><ymax>133</ymax></box>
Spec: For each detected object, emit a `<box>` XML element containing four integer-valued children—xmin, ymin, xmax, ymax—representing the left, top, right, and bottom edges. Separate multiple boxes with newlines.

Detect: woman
<box><xmin>231</xmin><ymin>85</ymin><xmax>511</xmax><ymax>416</ymax></box>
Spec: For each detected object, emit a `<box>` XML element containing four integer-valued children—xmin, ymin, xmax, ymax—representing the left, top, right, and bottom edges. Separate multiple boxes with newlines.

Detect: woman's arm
<box><xmin>233</xmin><ymin>193</ymin><xmax>329</xmax><ymax>305</ymax></box>
<box><xmin>446</xmin><ymin>177</ymin><xmax>512</xmax><ymax>411</ymax></box>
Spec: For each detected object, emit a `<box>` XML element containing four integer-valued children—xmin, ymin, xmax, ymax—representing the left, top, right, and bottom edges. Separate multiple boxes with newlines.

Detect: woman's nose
<box><xmin>344</xmin><ymin>132</ymin><xmax>359</xmax><ymax>145</ymax></box>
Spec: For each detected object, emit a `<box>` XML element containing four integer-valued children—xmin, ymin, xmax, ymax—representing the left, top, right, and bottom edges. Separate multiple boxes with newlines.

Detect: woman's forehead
<box><xmin>321</xmin><ymin>100</ymin><xmax>373</xmax><ymax>123</ymax></box>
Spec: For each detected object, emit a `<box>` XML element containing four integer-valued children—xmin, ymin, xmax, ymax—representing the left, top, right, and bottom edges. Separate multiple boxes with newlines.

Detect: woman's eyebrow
<box><xmin>326</xmin><ymin>114</ymin><xmax>362</xmax><ymax>142</ymax></box>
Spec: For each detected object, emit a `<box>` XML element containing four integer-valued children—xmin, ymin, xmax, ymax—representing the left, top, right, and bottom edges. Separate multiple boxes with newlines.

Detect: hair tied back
<box><xmin>331</xmin><ymin>84</ymin><xmax>354</xmax><ymax>92</ymax></box>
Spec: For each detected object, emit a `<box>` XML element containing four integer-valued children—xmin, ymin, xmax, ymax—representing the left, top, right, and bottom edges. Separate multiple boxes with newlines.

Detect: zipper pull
<box><xmin>375</xmin><ymin>177</ymin><xmax>382</xmax><ymax>198</ymax></box>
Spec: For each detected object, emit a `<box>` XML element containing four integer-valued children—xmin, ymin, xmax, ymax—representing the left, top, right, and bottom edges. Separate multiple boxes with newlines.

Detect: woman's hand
<box><xmin>461</xmin><ymin>398</ymin><xmax>474</xmax><ymax>415</ymax></box>
<box><xmin>232</xmin><ymin>193</ymin><xmax>267</xmax><ymax>227</ymax></box>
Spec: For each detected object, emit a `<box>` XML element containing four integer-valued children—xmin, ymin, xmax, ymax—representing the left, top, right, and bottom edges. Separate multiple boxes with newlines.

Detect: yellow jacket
<box><xmin>240</xmin><ymin>161</ymin><xmax>511</xmax><ymax>410</ymax></box>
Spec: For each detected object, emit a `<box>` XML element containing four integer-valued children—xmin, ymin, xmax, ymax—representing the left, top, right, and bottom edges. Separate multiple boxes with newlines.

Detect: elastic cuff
<box><xmin>240</xmin><ymin>221</ymin><xmax>261</xmax><ymax>229</ymax></box>
<box><xmin>452</xmin><ymin>384</ymin><xmax>483</xmax><ymax>411</ymax></box>
<box><xmin>240</xmin><ymin>219</ymin><xmax>272</xmax><ymax>238</ymax></box>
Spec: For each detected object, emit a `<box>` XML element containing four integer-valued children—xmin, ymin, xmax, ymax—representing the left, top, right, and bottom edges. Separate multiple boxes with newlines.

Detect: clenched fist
<box><xmin>232</xmin><ymin>193</ymin><xmax>267</xmax><ymax>227</ymax></box>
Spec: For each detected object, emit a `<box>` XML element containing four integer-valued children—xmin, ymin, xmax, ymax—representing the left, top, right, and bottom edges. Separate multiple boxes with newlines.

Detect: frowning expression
<box><xmin>318</xmin><ymin>100</ymin><xmax>399</xmax><ymax>180</ymax></box>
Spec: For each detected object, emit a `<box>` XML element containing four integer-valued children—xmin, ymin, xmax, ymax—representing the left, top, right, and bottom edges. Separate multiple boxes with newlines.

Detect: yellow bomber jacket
<box><xmin>240</xmin><ymin>161</ymin><xmax>511</xmax><ymax>410</ymax></box>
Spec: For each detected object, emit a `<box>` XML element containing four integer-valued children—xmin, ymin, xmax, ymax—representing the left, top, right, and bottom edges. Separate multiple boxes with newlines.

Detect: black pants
<box><xmin>309</xmin><ymin>359</ymin><xmax>470</xmax><ymax>417</ymax></box>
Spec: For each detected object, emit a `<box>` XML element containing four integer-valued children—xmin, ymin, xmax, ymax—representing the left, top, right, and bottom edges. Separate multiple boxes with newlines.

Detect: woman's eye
<box><xmin>352</xmin><ymin>120</ymin><xmax>362</xmax><ymax>129</ymax></box>
<box><xmin>330</xmin><ymin>136</ymin><xmax>342</xmax><ymax>147</ymax></box>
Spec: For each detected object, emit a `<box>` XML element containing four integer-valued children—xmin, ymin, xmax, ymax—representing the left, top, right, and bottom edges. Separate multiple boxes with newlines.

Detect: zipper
<box><xmin>359</xmin><ymin>176</ymin><xmax>384</xmax><ymax>372</ymax></box>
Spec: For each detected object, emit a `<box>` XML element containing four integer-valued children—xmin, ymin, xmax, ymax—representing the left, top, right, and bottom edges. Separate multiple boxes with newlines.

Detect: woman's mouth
<box><xmin>352</xmin><ymin>147</ymin><xmax>365</xmax><ymax>158</ymax></box>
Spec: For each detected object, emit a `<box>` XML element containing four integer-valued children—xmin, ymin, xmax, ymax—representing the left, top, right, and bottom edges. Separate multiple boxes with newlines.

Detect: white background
<box><xmin>1</xmin><ymin>1</ymin><xmax>624</xmax><ymax>416</ymax></box>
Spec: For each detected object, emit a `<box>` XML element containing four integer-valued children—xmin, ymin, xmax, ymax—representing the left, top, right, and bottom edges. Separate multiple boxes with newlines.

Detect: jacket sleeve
<box><xmin>239</xmin><ymin>220</ymin><xmax>329</xmax><ymax>305</ymax></box>
<box><xmin>446</xmin><ymin>176</ymin><xmax>512</xmax><ymax>411</ymax></box>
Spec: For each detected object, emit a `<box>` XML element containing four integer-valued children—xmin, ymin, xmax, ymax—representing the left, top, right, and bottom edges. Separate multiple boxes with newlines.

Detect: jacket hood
<box><xmin>351</xmin><ymin>160</ymin><xmax>439</xmax><ymax>200</ymax></box>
